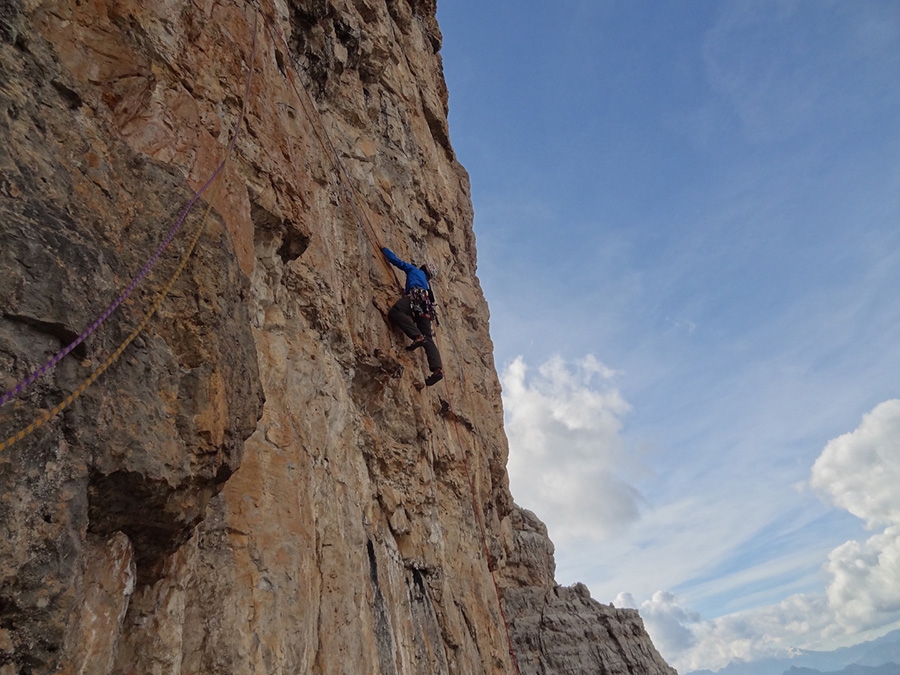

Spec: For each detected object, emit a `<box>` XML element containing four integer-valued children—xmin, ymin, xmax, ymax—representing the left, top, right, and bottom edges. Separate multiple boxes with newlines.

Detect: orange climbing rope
<box><xmin>0</xmin><ymin>185</ymin><xmax>226</xmax><ymax>452</ymax></box>
<box><xmin>249</xmin><ymin>9</ymin><xmax>522</xmax><ymax>672</ymax></box>
<box><xmin>253</xmin><ymin>5</ymin><xmax>402</xmax><ymax>291</ymax></box>
<box><xmin>440</xmin><ymin>335</ymin><xmax>523</xmax><ymax>675</ymax></box>
<box><xmin>0</xmin><ymin>11</ymin><xmax>259</xmax><ymax>453</ymax></box>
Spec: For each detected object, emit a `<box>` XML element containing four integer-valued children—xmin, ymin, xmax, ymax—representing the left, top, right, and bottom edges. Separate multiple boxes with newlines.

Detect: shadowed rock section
<box><xmin>0</xmin><ymin>0</ymin><xmax>677</xmax><ymax>673</ymax></box>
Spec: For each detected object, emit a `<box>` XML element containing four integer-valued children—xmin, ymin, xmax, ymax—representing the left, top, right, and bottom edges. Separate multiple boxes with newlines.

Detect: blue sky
<box><xmin>435</xmin><ymin>1</ymin><xmax>900</xmax><ymax>671</ymax></box>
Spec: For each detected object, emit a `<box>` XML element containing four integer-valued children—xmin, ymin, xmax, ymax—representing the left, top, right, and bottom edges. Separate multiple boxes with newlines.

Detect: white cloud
<box><xmin>617</xmin><ymin>400</ymin><xmax>900</xmax><ymax>673</ymax></box>
<box><xmin>617</xmin><ymin>591</ymin><xmax>700</xmax><ymax>656</ymax></box>
<box><xmin>502</xmin><ymin>355</ymin><xmax>640</xmax><ymax>543</ymax></box>
<box><xmin>672</xmin><ymin>592</ymin><xmax>836</xmax><ymax>671</ymax></box>
<box><xmin>810</xmin><ymin>399</ymin><xmax>900</xmax><ymax>529</ymax></box>
<box><xmin>825</xmin><ymin>527</ymin><xmax>900</xmax><ymax>631</ymax></box>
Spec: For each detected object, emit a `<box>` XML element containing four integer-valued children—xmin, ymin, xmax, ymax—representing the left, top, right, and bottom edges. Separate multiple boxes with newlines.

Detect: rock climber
<box><xmin>382</xmin><ymin>247</ymin><xmax>443</xmax><ymax>387</ymax></box>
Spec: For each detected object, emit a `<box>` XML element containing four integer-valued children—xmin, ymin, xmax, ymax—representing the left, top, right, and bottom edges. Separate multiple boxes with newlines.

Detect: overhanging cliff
<box><xmin>0</xmin><ymin>1</ymin><xmax>676</xmax><ymax>673</ymax></box>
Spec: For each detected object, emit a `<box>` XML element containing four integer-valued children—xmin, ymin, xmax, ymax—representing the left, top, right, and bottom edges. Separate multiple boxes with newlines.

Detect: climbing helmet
<box><xmin>421</xmin><ymin>262</ymin><xmax>438</xmax><ymax>280</ymax></box>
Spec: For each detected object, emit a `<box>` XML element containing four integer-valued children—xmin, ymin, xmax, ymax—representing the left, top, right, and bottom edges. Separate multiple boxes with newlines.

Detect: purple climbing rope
<box><xmin>1</xmin><ymin>15</ymin><xmax>255</xmax><ymax>409</ymax></box>
<box><xmin>0</xmin><ymin>171</ymin><xmax>217</xmax><ymax>407</ymax></box>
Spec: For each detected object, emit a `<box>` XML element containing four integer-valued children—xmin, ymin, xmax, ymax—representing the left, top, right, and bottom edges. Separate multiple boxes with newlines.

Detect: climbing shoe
<box><xmin>425</xmin><ymin>370</ymin><xmax>443</xmax><ymax>387</ymax></box>
<box><xmin>406</xmin><ymin>337</ymin><xmax>427</xmax><ymax>352</ymax></box>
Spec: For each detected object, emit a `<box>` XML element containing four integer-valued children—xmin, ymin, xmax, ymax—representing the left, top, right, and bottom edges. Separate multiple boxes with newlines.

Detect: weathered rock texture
<box><xmin>0</xmin><ymin>1</ymin><xmax>677</xmax><ymax>674</ymax></box>
<box><xmin>501</xmin><ymin>510</ymin><xmax>676</xmax><ymax>675</ymax></box>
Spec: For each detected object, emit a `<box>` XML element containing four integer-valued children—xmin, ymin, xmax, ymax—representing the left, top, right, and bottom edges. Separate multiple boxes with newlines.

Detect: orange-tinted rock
<box><xmin>0</xmin><ymin>1</ymin><xmax>675</xmax><ymax>673</ymax></box>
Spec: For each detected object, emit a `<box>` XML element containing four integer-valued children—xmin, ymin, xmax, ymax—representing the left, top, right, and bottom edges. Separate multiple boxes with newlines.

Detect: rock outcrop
<box><xmin>0</xmin><ymin>0</ymin><xmax>676</xmax><ymax>673</ymax></box>
<box><xmin>502</xmin><ymin>509</ymin><xmax>675</xmax><ymax>675</ymax></box>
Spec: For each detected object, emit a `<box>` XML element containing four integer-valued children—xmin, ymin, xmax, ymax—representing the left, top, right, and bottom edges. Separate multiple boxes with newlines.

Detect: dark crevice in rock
<box><xmin>437</xmin><ymin>398</ymin><xmax>475</xmax><ymax>432</ymax></box>
<box><xmin>457</xmin><ymin>600</ymin><xmax>477</xmax><ymax>644</ymax></box>
<box><xmin>274</xmin><ymin>47</ymin><xmax>287</xmax><ymax>77</ymax></box>
<box><xmin>406</xmin><ymin>566</ymin><xmax>450</xmax><ymax>670</ymax></box>
<box><xmin>288</xmin><ymin>0</ymin><xmax>331</xmax><ymax>98</ymax></box>
<box><xmin>410</xmin><ymin>567</ymin><xmax>427</xmax><ymax>600</ymax></box>
<box><xmin>278</xmin><ymin>227</ymin><xmax>311</xmax><ymax>265</ymax></box>
<box><xmin>334</xmin><ymin>18</ymin><xmax>360</xmax><ymax>70</ymax></box>
<box><xmin>87</xmin><ymin>470</ymin><xmax>219</xmax><ymax>586</ymax></box>
<box><xmin>50</xmin><ymin>78</ymin><xmax>82</xmax><ymax>109</ymax></box>
<box><xmin>366</xmin><ymin>538</ymin><xmax>398</xmax><ymax>675</ymax></box>
<box><xmin>292</xmin><ymin>0</ymin><xmax>330</xmax><ymax>25</ymax></box>
<box><xmin>423</xmin><ymin>101</ymin><xmax>452</xmax><ymax>158</ymax></box>
<box><xmin>250</xmin><ymin>200</ymin><xmax>310</xmax><ymax>265</ymax></box>
<box><xmin>2</xmin><ymin>313</ymin><xmax>87</xmax><ymax>359</ymax></box>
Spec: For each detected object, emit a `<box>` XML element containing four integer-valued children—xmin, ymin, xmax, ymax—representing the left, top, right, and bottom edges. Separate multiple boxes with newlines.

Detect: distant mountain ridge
<box><xmin>784</xmin><ymin>663</ymin><xmax>900</xmax><ymax>675</ymax></box>
<box><xmin>686</xmin><ymin>630</ymin><xmax>900</xmax><ymax>675</ymax></box>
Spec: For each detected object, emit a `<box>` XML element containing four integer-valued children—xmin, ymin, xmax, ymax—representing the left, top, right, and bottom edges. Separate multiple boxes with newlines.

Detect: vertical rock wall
<box><xmin>0</xmin><ymin>1</ymin><xmax>676</xmax><ymax>673</ymax></box>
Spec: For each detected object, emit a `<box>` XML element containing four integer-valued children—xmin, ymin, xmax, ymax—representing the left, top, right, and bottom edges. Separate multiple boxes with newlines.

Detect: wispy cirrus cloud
<box><xmin>503</xmin><ymin>357</ymin><xmax>900</xmax><ymax>672</ymax></box>
<box><xmin>701</xmin><ymin>0</ymin><xmax>900</xmax><ymax>144</ymax></box>
<box><xmin>616</xmin><ymin>400</ymin><xmax>900</xmax><ymax>672</ymax></box>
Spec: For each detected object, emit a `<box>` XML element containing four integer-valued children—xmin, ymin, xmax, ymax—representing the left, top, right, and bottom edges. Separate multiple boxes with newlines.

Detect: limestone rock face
<box><xmin>504</xmin><ymin>584</ymin><xmax>677</xmax><ymax>675</ymax></box>
<box><xmin>501</xmin><ymin>510</ymin><xmax>676</xmax><ymax>675</ymax></box>
<box><xmin>0</xmin><ymin>1</ymin><xmax>676</xmax><ymax>674</ymax></box>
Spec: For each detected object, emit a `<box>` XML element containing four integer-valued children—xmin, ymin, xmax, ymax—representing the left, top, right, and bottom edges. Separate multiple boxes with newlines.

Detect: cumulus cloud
<box><xmin>825</xmin><ymin>527</ymin><xmax>900</xmax><ymax>631</ymax></box>
<box><xmin>644</xmin><ymin>591</ymin><xmax>836</xmax><ymax>672</ymax></box>
<box><xmin>811</xmin><ymin>400</ymin><xmax>900</xmax><ymax>632</ymax></box>
<box><xmin>621</xmin><ymin>400</ymin><xmax>900</xmax><ymax>673</ymax></box>
<box><xmin>617</xmin><ymin>591</ymin><xmax>700</xmax><ymax>656</ymax></box>
<box><xmin>501</xmin><ymin>357</ymin><xmax>900</xmax><ymax>671</ymax></box>
<box><xmin>501</xmin><ymin>355</ymin><xmax>641</xmax><ymax>542</ymax></box>
<box><xmin>810</xmin><ymin>399</ymin><xmax>900</xmax><ymax>529</ymax></box>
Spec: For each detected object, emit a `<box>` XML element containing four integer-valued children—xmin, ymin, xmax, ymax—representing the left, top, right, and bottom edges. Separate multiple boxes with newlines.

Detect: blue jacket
<box><xmin>383</xmin><ymin>248</ymin><xmax>430</xmax><ymax>294</ymax></box>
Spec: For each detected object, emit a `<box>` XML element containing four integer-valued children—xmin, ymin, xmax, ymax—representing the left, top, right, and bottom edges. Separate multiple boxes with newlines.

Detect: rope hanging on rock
<box><xmin>258</xmin><ymin>10</ymin><xmax>523</xmax><ymax>670</ymax></box>
<box><xmin>441</xmin><ymin>356</ymin><xmax>523</xmax><ymax>675</ymax></box>
<box><xmin>0</xmin><ymin>11</ymin><xmax>259</xmax><ymax>452</ymax></box>
<box><xmin>0</xmin><ymin>20</ymin><xmax>256</xmax><ymax>409</ymax></box>
<box><xmin>0</xmin><ymin>186</ymin><xmax>225</xmax><ymax>452</ymax></box>
<box><xmin>254</xmin><ymin>4</ymin><xmax>402</xmax><ymax>292</ymax></box>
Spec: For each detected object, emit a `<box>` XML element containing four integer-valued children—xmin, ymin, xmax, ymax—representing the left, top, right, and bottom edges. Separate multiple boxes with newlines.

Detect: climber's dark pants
<box><xmin>389</xmin><ymin>295</ymin><xmax>443</xmax><ymax>372</ymax></box>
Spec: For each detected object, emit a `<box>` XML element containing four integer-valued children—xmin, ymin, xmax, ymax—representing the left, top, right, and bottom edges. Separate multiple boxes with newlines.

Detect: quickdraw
<box><xmin>409</xmin><ymin>287</ymin><xmax>439</xmax><ymax>326</ymax></box>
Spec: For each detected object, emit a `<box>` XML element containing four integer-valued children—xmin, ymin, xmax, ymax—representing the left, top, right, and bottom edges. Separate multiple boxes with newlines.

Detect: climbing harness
<box><xmin>409</xmin><ymin>287</ymin><xmax>439</xmax><ymax>326</ymax></box>
<box><xmin>0</xmin><ymin>10</ymin><xmax>259</xmax><ymax>452</ymax></box>
<box><xmin>255</xmin><ymin>10</ymin><xmax>521</xmax><ymax>667</ymax></box>
<box><xmin>252</xmin><ymin>11</ymin><xmax>523</xmax><ymax>671</ymax></box>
